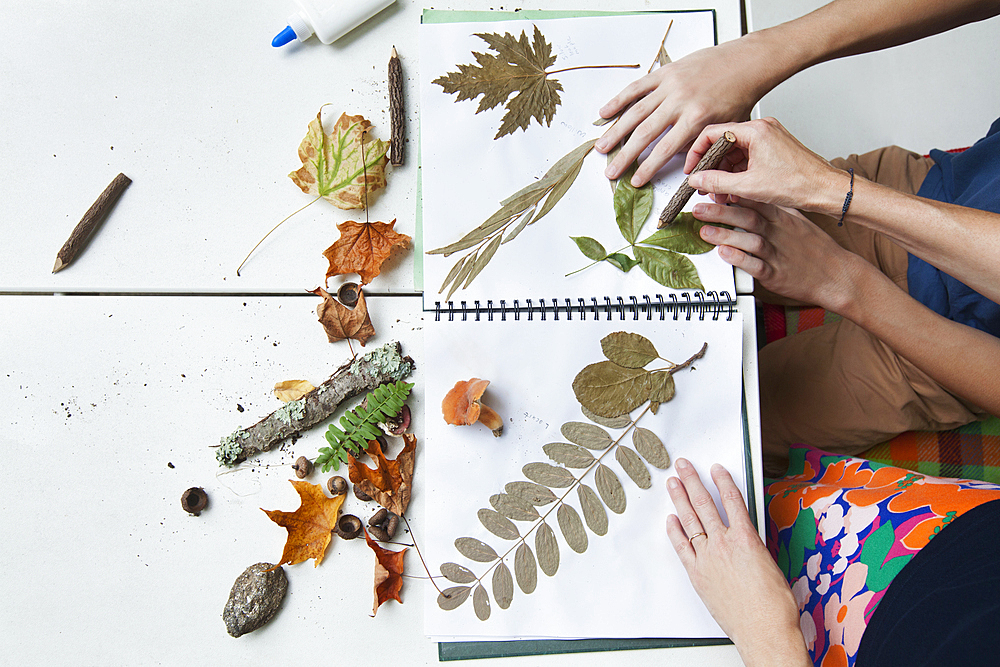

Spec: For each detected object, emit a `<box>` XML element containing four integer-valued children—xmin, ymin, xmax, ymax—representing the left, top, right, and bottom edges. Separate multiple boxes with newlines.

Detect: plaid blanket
<box><xmin>762</xmin><ymin>303</ymin><xmax>1000</xmax><ymax>483</ymax></box>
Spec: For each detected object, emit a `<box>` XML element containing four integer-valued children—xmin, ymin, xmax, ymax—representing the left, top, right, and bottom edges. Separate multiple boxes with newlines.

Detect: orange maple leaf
<box><xmin>323</xmin><ymin>219</ymin><xmax>411</xmax><ymax>285</ymax></box>
<box><xmin>309</xmin><ymin>286</ymin><xmax>376</xmax><ymax>346</ymax></box>
<box><xmin>348</xmin><ymin>434</ymin><xmax>416</xmax><ymax>517</ymax></box>
<box><xmin>261</xmin><ymin>480</ymin><xmax>346</xmax><ymax>568</ymax></box>
<box><xmin>365</xmin><ymin>528</ymin><xmax>407</xmax><ymax>615</ymax></box>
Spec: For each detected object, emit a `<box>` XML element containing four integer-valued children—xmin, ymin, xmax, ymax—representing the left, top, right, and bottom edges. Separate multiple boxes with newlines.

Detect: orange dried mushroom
<box><xmin>442</xmin><ymin>378</ymin><xmax>503</xmax><ymax>437</ymax></box>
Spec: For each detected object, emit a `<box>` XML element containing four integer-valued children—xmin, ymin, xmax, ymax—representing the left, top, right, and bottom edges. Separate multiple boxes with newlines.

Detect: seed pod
<box><xmin>293</xmin><ymin>456</ymin><xmax>312</xmax><ymax>478</ymax></box>
<box><xmin>385</xmin><ymin>512</ymin><xmax>399</xmax><ymax>538</ymax></box>
<box><xmin>368</xmin><ymin>524</ymin><xmax>390</xmax><ymax>542</ymax></box>
<box><xmin>353</xmin><ymin>484</ymin><xmax>373</xmax><ymax>502</ymax></box>
<box><xmin>181</xmin><ymin>487</ymin><xmax>208</xmax><ymax>515</ymax></box>
<box><xmin>327</xmin><ymin>475</ymin><xmax>348</xmax><ymax>496</ymax></box>
<box><xmin>369</xmin><ymin>508</ymin><xmax>388</xmax><ymax>527</ymax></box>
<box><xmin>335</xmin><ymin>514</ymin><xmax>363</xmax><ymax>540</ymax></box>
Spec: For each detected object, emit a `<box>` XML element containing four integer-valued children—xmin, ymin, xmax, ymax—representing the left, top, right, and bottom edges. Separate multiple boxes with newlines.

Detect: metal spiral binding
<box><xmin>436</xmin><ymin>291</ymin><xmax>736</xmax><ymax>321</ymax></box>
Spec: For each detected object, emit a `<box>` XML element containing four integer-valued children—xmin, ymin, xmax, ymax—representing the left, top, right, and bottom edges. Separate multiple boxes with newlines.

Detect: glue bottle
<box><xmin>272</xmin><ymin>0</ymin><xmax>396</xmax><ymax>46</ymax></box>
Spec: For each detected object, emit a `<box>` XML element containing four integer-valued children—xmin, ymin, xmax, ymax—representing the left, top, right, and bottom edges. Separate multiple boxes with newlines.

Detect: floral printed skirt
<box><xmin>764</xmin><ymin>445</ymin><xmax>1000</xmax><ymax>667</ymax></box>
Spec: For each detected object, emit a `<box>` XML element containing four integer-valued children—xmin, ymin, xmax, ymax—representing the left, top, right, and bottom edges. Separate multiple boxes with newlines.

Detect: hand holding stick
<box><xmin>657</xmin><ymin>131</ymin><xmax>735</xmax><ymax>228</ymax></box>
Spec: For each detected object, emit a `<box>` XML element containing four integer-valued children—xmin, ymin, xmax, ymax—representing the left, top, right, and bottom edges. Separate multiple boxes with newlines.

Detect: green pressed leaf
<box><xmin>478</xmin><ymin>508</ymin><xmax>520</xmax><ymax>540</ymax></box>
<box><xmin>535</xmin><ymin>522</ymin><xmax>560</xmax><ymax>576</ymax></box>
<box><xmin>571</xmin><ymin>236</ymin><xmax>607</xmax><ymax>262</ymax></box>
<box><xmin>438</xmin><ymin>585</ymin><xmax>472</xmax><ymax>610</ymax></box>
<box><xmin>557</xmin><ymin>504</ymin><xmax>588</xmax><ymax>553</ymax></box>
<box><xmin>601</xmin><ymin>331</ymin><xmax>659</xmax><ymax>368</ymax></box>
<box><xmin>543</xmin><ymin>442</ymin><xmax>597</xmax><ymax>468</ymax></box>
<box><xmin>639</xmin><ymin>213</ymin><xmax>715</xmax><ymax>254</ymax></box>
<box><xmin>455</xmin><ymin>537</ymin><xmax>499</xmax><ymax>563</ymax></box>
<box><xmin>490</xmin><ymin>493</ymin><xmax>540</xmax><ymax>521</ymax></box>
<box><xmin>514</xmin><ymin>543</ymin><xmax>538</xmax><ymax>594</ymax></box>
<box><xmin>572</xmin><ymin>361</ymin><xmax>652</xmax><ymax>418</ymax></box>
<box><xmin>605</xmin><ymin>252</ymin><xmax>640</xmax><ymax>272</ymax></box>
<box><xmin>523</xmin><ymin>462</ymin><xmax>576</xmax><ymax>488</ymax></box>
<box><xmin>581</xmin><ymin>405</ymin><xmax>632</xmax><ymax>429</ymax></box>
<box><xmin>648</xmin><ymin>371</ymin><xmax>676</xmax><ymax>405</ymax></box>
<box><xmin>577</xmin><ymin>484</ymin><xmax>609</xmax><ymax>536</ymax></box>
<box><xmin>634</xmin><ymin>246</ymin><xmax>704</xmax><ymax>291</ymax></box>
<box><xmin>595</xmin><ymin>464</ymin><xmax>627</xmax><ymax>514</ymax></box>
<box><xmin>441</xmin><ymin>562</ymin><xmax>478</xmax><ymax>584</ymax></box>
<box><xmin>613</xmin><ymin>167</ymin><xmax>654</xmax><ymax>244</ymax></box>
<box><xmin>560</xmin><ymin>422</ymin><xmax>613</xmax><ymax>450</ymax></box>
<box><xmin>632</xmin><ymin>427</ymin><xmax>671</xmax><ymax>469</ymax></box>
<box><xmin>493</xmin><ymin>561</ymin><xmax>514</xmax><ymax>609</ymax></box>
<box><xmin>473</xmin><ymin>584</ymin><xmax>491</xmax><ymax>621</ymax></box>
<box><xmin>505</xmin><ymin>481</ymin><xmax>558</xmax><ymax>506</ymax></box>
<box><xmin>616</xmin><ymin>445</ymin><xmax>652</xmax><ymax>489</ymax></box>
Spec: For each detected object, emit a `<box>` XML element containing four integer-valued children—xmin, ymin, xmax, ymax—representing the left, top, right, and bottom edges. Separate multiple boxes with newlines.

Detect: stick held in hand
<box><xmin>657</xmin><ymin>131</ymin><xmax>735</xmax><ymax>228</ymax></box>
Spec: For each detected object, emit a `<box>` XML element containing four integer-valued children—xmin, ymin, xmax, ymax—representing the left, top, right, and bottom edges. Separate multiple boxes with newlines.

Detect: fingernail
<box><xmin>711</xmin><ymin>463</ymin><xmax>724</xmax><ymax>474</ymax></box>
<box><xmin>700</xmin><ymin>224</ymin><xmax>717</xmax><ymax>238</ymax></box>
<box><xmin>718</xmin><ymin>245</ymin><xmax>733</xmax><ymax>259</ymax></box>
<box><xmin>675</xmin><ymin>458</ymin><xmax>690</xmax><ymax>470</ymax></box>
<box><xmin>595</xmin><ymin>137</ymin><xmax>607</xmax><ymax>151</ymax></box>
<box><xmin>604</xmin><ymin>164</ymin><xmax>617</xmax><ymax>179</ymax></box>
<box><xmin>667</xmin><ymin>476</ymin><xmax>680</xmax><ymax>489</ymax></box>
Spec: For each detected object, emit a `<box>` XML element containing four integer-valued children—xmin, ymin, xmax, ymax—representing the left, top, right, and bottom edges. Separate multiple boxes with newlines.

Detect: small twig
<box><xmin>658</xmin><ymin>131</ymin><xmax>736</xmax><ymax>228</ymax></box>
<box><xmin>667</xmin><ymin>342</ymin><xmax>708</xmax><ymax>374</ymax></box>
<box><xmin>389</xmin><ymin>47</ymin><xmax>404</xmax><ymax>166</ymax></box>
<box><xmin>53</xmin><ymin>173</ymin><xmax>131</xmax><ymax>273</ymax></box>
<box><xmin>402</xmin><ymin>514</ymin><xmax>447</xmax><ymax>596</ymax></box>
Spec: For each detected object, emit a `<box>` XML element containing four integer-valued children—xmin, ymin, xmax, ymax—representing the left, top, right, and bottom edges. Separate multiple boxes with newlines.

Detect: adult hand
<box><xmin>667</xmin><ymin>459</ymin><xmax>810</xmax><ymax>667</ymax></box>
<box><xmin>685</xmin><ymin>118</ymin><xmax>848</xmax><ymax>215</ymax></box>
<box><xmin>695</xmin><ymin>199</ymin><xmax>869</xmax><ymax>312</ymax></box>
<box><xmin>595</xmin><ymin>38</ymin><xmax>777</xmax><ymax>187</ymax></box>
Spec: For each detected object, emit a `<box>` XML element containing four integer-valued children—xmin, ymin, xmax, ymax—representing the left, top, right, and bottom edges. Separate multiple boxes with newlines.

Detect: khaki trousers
<box><xmin>759</xmin><ymin>146</ymin><xmax>986</xmax><ymax>477</ymax></box>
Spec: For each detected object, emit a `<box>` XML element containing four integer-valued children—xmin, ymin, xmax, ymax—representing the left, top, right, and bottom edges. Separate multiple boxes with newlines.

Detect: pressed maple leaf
<box><xmin>289</xmin><ymin>110</ymin><xmax>390</xmax><ymax>209</ymax></box>
<box><xmin>309</xmin><ymin>286</ymin><xmax>376</xmax><ymax>346</ymax></box>
<box><xmin>262</xmin><ymin>480</ymin><xmax>346</xmax><ymax>568</ymax></box>
<box><xmin>365</xmin><ymin>528</ymin><xmax>407</xmax><ymax>615</ymax></box>
<box><xmin>323</xmin><ymin>219</ymin><xmax>411</xmax><ymax>286</ymax></box>
<box><xmin>348</xmin><ymin>433</ymin><xmax>416</xmax><ymax>517</ymax></box>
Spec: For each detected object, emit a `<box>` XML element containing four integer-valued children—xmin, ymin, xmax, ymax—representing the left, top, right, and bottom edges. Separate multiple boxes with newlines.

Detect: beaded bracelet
<box><xmin>837</xmin><ymin>168</ymin><xmax>855</xmax><ymax>226</ymax></box>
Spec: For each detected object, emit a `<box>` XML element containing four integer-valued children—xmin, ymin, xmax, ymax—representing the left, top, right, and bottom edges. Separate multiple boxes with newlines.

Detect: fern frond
<box><xmin>316</xmin><ymin>380</ymin><xmax>414</xmax><ymax>473</ymax></box>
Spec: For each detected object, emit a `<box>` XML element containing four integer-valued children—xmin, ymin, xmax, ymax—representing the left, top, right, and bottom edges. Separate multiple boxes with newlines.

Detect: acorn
<box><xmin>335</xmin><ymin>514</ymin><xmax>363</xmax><ymax>540</ymax></box>
<box><xmin>327</xmin><ymin>475</ymin><xmax>348</xmax><ymax>496</ymax></box>
<box><xmin>292</xmin><ymin>456</ymin><xmax>312</xmax><ymax>478</ymax></box>
<box><xmin>181</xmin><ymin>487</ymin><xmax>209</xmax><ymax>516</ymax></box>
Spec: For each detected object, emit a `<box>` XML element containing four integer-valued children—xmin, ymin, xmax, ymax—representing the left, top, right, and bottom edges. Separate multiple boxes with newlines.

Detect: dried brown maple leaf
<box><xmin>323</xmin><ymin>219</ymin><xmax>411</xmax><ymax>286</ymax></box>
<box><xmin>348</xmin><ymin>433</ymin><xmax>416</xmax><ymax>517</ymax></box>
<box><xmin>289</xmin><ymin>110</ymin><xmax>389</xmax><ymax>209</ymax></box>
<box><xmin>365</xmin><ymin>528</ymin><xmax>407</xmax><ymax>615</ymax></box>
<box><xmin>309</xmin><ymin>286</ymin><xmax>376</xmax><ymax>346</ymax></box>
<box><xmin>261</xmin><ymin>480</ymin><xmax>346</xmax><ymax>568</ymax></box>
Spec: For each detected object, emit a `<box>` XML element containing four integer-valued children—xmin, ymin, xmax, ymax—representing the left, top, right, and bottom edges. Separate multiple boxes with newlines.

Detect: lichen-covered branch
<box><xmin>216</xmin><ymin>341</ymin><xmax>415</xmax><ymax>466</ymax></box>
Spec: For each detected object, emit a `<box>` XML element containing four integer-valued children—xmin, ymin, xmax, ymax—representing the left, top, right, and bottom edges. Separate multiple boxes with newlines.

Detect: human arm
<box><xmin>598</xmin><ymin>0</ymin><xmax>1000</xmax><ymax>187</ymax></box>
<box><xmin>666</xmin><ymin>459</ymin><xmax>810</xmax><ymax>667</ymax></box>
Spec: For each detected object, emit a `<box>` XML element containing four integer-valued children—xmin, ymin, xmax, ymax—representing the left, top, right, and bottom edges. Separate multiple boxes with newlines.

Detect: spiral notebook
<box><xmin>417</xmin><ymin>9</ymin><xmax>751</xmax><ymax>651</ymax></box>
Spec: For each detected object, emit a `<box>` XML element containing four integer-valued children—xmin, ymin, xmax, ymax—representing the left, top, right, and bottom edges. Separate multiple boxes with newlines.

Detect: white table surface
<box><xmin>1</xmin><ymin>0</ymin><xmax>756</xmax><ymax>664</ymax></box>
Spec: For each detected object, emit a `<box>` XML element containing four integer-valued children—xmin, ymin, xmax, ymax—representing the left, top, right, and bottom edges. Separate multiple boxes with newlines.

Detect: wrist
<box><xmin>734</xmin><ymin>619</ymin><xmax>811</xmax><ymax>667</ymax></box>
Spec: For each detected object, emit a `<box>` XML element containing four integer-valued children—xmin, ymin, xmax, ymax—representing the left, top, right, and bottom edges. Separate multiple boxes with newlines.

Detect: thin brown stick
<box><xmin>389</xmin><ymin>47</ymin><xmax>404</xmax><ymax>167</ymax></box>
<box><xmin>53</xmin><ymin>173</ymin><xmax>131</xmax><ymax>273</ymax></box>
<box><xmin>658</xmin><ymin>131</ymin><xmax>736</xmax><ymax>228</ymax></box>
<box><xmin>401</xmin><ymin>514</ymin><xmax>447</xmax><ymax>596</ymax></box>
<box><xmin>547</xmin><ymin>63</ymin><xmax>640</xmax><ymax>75</ymax></box>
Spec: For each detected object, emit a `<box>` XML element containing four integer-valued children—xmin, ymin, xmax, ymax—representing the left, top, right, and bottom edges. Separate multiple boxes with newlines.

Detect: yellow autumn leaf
<box><xmin>274</xmin><ymin>380</ymin><xmax>316</xmax><ymax>403</ymax></box>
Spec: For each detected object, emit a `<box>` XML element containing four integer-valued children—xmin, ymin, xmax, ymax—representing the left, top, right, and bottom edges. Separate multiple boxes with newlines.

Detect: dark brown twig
<box><xmin>53</xmin><ymin>172</ymin><xmax>131</xmax><ymax>273</ymax></box>
<box><xmin>657</xmin><ymin>131</ymin><xmax>736</xmax><ymax>228</ymax></box>
<box><xmin>389</xmin><ymin>47</ymin><xmax>404</xmax><ymax>166</ymax></box>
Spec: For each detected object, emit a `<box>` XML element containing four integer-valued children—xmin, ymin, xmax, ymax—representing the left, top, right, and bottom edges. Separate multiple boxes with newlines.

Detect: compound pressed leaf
<box><xmin>438</xmin><ymin>585</ymin><xmax>472</xmax><ymax>610</ymax></box>
<box><xmin>478</xmin><ymin>508</ymin><xmax>520</xmax><ymax>541</ymax></box>
<box><xmin>323</xmin><ymin>219</ymin><xmax>411</xmax><ymax>285</ymax></box>
<box><xmin>493</xmin><ymin>561</ymin><xmax>514</xmax><ymax>609</ymax></box>
<box><xmin>632</xmin><ymin>428</ymin><xmax>671</xmax><ymax>469</ymax></box>
<box><xmin>490</xmin><ymin>493</ymin><xmax>541</xmax><ymax>522</ymax></box>
<box><xmin>514</xmin><ymin>543</ymin><xmax>538</xmax><ymax>594</ymax></box>
<box><xmin>441</xmin><ymin>562</ymin><xmax>478</xmax><ymax>584</ymax></box>
<box><xmin>557</xmin><ymin>504</ymin><xmax>588</xmax><ymax>554</ymax></box>
<box><xmin>577</xmin><ymin>484</ymin><xmax>609</xmax><ymax>536</ymax></box>
<box><xmin>542</xmin><ymin>442</ymin><xmax>596</xmax><ymax>469</ymax></box>
<box><xmin>261</xmin><ymin>480</ymin><xmax>346</xmax><ymax>568</ymax></box>
<box><xmin>536</xmin><ymin>522</ymin><xmax>560</xmax><ymax>576</ymax></box>
<box><xmin>289</xmin><ymin>110</ymin><xmax>389</xmax><ymax>209</ymax></box>
<box><xmin>473</xmin><ymin>584</ymin><xmax>491</xmax><ymax>621</ymax></box>
<box><xmin>572</xmin><ymin>361</ymin><xmax>652</xmax><ymax>418</ymax></box>
<box><xmin>616</xmin><ymin>445</ymin><xmax>652</xmax><ymax>490</ymax></box>
<box><xmin>581</xmin><ymin>405</ymin><xmax>632</xmax><ymax>429</ymax></box>
<box><xmin>523</xmin><ymin>462</ymin><xmax>576</xmax><ymax>488</ymax></box>
<box><xmin>505</xmin><ymin>481</ymin><xmax>558</xmax><ymax>506</ymax></box>
<box><xmin>595</xmin><ymin>464</ymin><xmax>627</xmax><ymax>514</ymax></box>
<box><xmin>455</xmin><ymin>537</ymin><xmax>499</xmax><ymax>563</ymax></box>
<box><xmin>560</xmin><ymin>422</ymin><xmax>613</xmax><ymax>450</ymax></box>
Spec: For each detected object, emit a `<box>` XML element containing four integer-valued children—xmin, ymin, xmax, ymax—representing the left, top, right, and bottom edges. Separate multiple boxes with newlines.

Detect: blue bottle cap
<box><xmin>272</xmin><ymin>25</ymin><xmax>298</xmax><ymax>47</ymax></box>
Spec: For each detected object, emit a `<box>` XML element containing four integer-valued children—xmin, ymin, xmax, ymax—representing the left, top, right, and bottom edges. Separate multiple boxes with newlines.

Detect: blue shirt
<box><xmin>907</xmin><ymin>117</ymin><xmax>1000</xmax><ymax>337</ymax></box>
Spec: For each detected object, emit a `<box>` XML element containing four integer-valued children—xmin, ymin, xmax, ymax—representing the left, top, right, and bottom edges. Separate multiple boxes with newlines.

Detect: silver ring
<box><xmin>688</xmin><ymin>532</ymin><xmax>708</xmax><ymax>544</ymax></box>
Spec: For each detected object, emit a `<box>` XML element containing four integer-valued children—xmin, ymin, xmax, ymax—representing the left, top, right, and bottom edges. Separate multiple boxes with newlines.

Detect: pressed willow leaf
<box><xmin>634</xmin><ymin>246</ymin><xmax>704</xmax><ymax>291</ymax></box>
<box><xmin>601</xmin><ymin>331</ymin><xmax>659</xmax><ymax>369</ymax></box>
<box><xmin>533</xmin><ymin>155</ymin><xmax>585</xmax><ymax>224</ymax></box>
<box><xmin>649</xmin><ymin>371</ymin><xmax>677</xmax><ymax>405</ymax></box>
<box><xmin>535</xmin><ymin>522</ymin><xmax>560</xmax><ymax>576</ymax></box>
<box><xmin>473</xmin><ymin>584</ymin><xmax>491</xmax><ymax>621</ymax></box>
<box><xmin>557</xmin><ymin>504</ymin><xmax>588</xmax><ymax>553</ymax></box>
<box><xmin>439</xmin><ymin>255</ymin><xmax>468</xmax><ymax>295</ymax></box>
<box><xmin>606</xmin><ymin>252</ymin><xmax>640</xmax><ymax>273</ymax></box>
<box><xmin>441</xmin><ymin>562</ymin><xmax>477</xmax><ymax>584</ymax></box>
<box><xmin>438</xmin><ymin>585</ymin><xmax>472</xmax><ymax>611</ymax></box>
<box><xmin>613</xmin><ymin>167</ymin><xmax>654</xmax><ymax>244</ymax></box>
<box><xmin>595</xmin><ymin>464</ymin><xmax>627</xmax><ymax>514</ymax></box>
<box><xmin>507</xmin><ymin>138</ymin><xmax>595</xmax><ymax>206</ymax></box>
<box><xmin>502</xmin><ymin>211</ymin><xmax>533</xmax><ymax>245</ymax></box>
<box><xmin>633</xmin><ymin>427</ymin><xmax>671</xmax><ymax>469</ymax></box>
<box><xmin>492</xmin><ymin>561</ymin><xmax>514</xmax><ymax>609</ymax></box>
<box><xmin>572</xmin><ymin>361</ymin><xmax>652</xmax><ymax>418</ymax></box>
<box><xmin>444</xmin><ymin>248</ymin><xmax>478</xmax><ymax>299</ymax></box>
<box><xmin>616</xmin><ymin>445</ymin><xmax>652</xmax><ymax>489</ymax></box>
<box><xmin>490</xmin><ymin>493</ymin><xmax>540</xmax><ymax>521</ymax></box>
<box><xmin>478</xmin><ymin>508</ymin><xmax>520</xmax><ymax>541</ymax></box>
<box><xmin>523</xmin><ymin>462</ymin><xmax>576</xmax><ymax>488</ymax></box>
<box><xmin>560</xmin><ymin>422</ymin><xmax>613</xmax><ymax>450</ymax></box>
<box><xmin>639</xmin><ymin>213</ymin><xmax>715</xmax><ymax>254</ymax></box>
<box><xmin>571</xmin><ymin>236</ymin><xmax>607</xmax><ymax>262</ymax></box>
<box><xmin>542</xmin><ymin>442</ymin><xmax>596</xmax><ymax>469</ymax></box>
<box><xmin>577</xmin><ymin>484</ymin><xmax>609</xmax><ymax>536</ymax></box>
<box><xmin>581</xmin><ymin>405</ymin><xmax>632</xmax><ymax>429</ymax></box>
<box><xmin>514</xmin><ymin>543</ymin><xmax>538</xmax><ymax>594</ymax></box>
<box><xmin>463</xmin><ymin>234</ymin><xmax>502</xmax><ymax>289</ymax></box>
<box><xmin>505</xmin><ymin>481</ymin><xmax>558</xmax><ymax>506</ymax></box>
<box><xmin>455</xmin><ymin>537</ymin><xmax>499</xmax><ymax>563</ymax></box>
